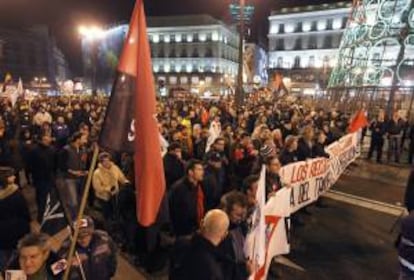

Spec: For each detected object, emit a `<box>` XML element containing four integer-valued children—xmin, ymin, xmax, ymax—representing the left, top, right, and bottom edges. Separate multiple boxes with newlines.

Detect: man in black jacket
<box><xmin>203</xmin><ymin>152</ymin><xmax>225</xmax><ymax>210</ymax></box>
<box><xmin>297</xmin><ymin>126</ymin><xmax>314</xmax><ymax>161</ymax></box>
<box><xmin>169</xmin><ymin>159</ymin><xmax>205</xmax><ymax>237</ymax></box>
<box><xmin>219</xmin><ymin>191</ymin><xmax>251</xmax><ymax>280</ymax></box>
<box><xmin>181</xmin><ymin>209</ymin><xmax>229</xmax><ymax>280</ymax></box>
<box><xmin>29</xmin><ymin>134</ymin><xmax>56</xmax><ymax>221</ymax></box>
<box><xmin>163</xmin><ymin>142</ymin><xmax>185</xmax><ymax>190</ymax></box>
<box><xmin>367</xmin><ymin>112</ymin><xmax>386</xmax><ymax>163</ymax></box>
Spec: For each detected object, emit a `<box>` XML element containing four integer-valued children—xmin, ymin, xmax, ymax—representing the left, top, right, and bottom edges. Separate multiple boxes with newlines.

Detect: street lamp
<box><xmin>78</xmin><ymin>25</ymin><xmax>104</xmax><ymax>95</ymax></box>
<box><xmin>235</xmin><ymin>0</ymin><xmax>245</xmax><ymax>107</ymax></box>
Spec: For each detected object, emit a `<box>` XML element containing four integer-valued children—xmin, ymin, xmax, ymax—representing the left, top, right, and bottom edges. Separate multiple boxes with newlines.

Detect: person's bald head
<box><xmin>200</xmin><ymin>209</ymin><xmax>229</xmax><ymax>246</ymax></box>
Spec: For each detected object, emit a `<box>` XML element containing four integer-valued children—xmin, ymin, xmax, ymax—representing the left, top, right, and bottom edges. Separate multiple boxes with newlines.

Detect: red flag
<box><xmin>348</xmin><ymin>109</ymin><xmax>368</xmax><ymax>133</ymax></box>
<box><xmin>99</xmin><ymin>0</ymin><xmax>165</xmax><ymax>226</ymax></box>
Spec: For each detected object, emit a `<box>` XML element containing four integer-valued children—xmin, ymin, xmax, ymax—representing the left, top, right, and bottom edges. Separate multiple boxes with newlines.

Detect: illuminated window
<box><xmin>186</xmin><ymin>64</ymin><xmax>193</xmax><ymax>72</ymax></box>
<box><xmin>191</xmin><ymin>76</ymin><xmax>199</xmax><ymax>84</ymax></box>
<box><xmin>153</xmin><ymin>34</ymin><xmax>160</xmax><ymax>43</ymax></box>
<box><xmin>153</xmin><ymin>65</ymin><xmax>159</xmax><ymax>72</ymax></box>
<box><xmin>212</xmin><ymin>31</ymin><xmax>219</xmax><ymax>41</ymax></box>
<box><xmin>332</xmin><ymin>18</ymin><xmax>342</xmax><ymax>29</ymax></box>
<box><xmin>164</xmin><ymin>34</ymin><xmax>170</xmax><ymax>43</ymax></box>
<box><xmin>285</xmin><ymin>23</ymin><xmax>295</xmax><ymax>33</ymax></box>
<box><xmin>164</xmin><ymin>64</ymin><xmax>170</xmax><ymax>73</ymax></box>
<box><xmin>317</xmin><ymin>20</ymin><xmax>327</xmax><ymax>31</ymax></box>
<box><xmin>175</xmin><ymin>34</ymin><xmax>182</xmax><ymax>42</ymax></box>
<box><xmin>205</xmin><ymin>76</ymin><xmax>213</xmax><ymax>84</ymax></box>
<box><xmin>270</xmin><ymin>23</ymin><xmax>280</xmax><ymax>34</ymax></box>
<box><xmin>302</xmin><ymin>22</ymin><xmax>311</xmax><ymax>32</ymax></box>
<box><xmin>169</xmin><ymin>76</ymin><xmax>177</xmax><ymax>84</ymax></box>
<box><xmin>180</xmin><ymin>76</ymin><xmax>188</xmax><ymax>84</ymax></box>
<box><xmin>199</xmin><ymin>33</ymin><xmax>207</xmax><ymax>42</ymax></box>
<box><xmin>187</xmin><ymin>34</ymin><xmax>193</xmax><ymax>42</ymax></box>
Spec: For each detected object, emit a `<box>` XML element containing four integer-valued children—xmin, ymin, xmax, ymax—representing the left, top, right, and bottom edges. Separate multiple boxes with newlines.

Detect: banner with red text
<box><xmin>246</xmin><ymin>132</ymin><xmax>360</xmax><ymax>279</ymax></box>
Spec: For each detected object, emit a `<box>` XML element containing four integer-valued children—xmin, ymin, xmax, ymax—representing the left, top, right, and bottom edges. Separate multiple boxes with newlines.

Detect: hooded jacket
<box><xmin>92</xmin><ymin>162</ymin><xmax>128</xmax><ymax>201</ymax></box>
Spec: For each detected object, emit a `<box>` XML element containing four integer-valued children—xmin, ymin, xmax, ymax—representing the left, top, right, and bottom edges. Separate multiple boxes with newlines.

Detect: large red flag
<box><xmin>348</xmin><ymin>109</ymin><xmax>368</xmax><ymax>133</ymax></box>
<box><xmin>99</xmin><ymin>0</ymin><xmax>165</xmax><ymax>226</ymax></box>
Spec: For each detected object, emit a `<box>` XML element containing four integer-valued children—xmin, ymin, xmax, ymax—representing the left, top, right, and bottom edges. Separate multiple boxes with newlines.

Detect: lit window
<box><xmin>270</xmin><ymin>24</ymin><xmax>280</xmax><ymax>34</ymax></box>
<box><xmin>169</xmin><ymin>76</ymin><xmax>177</xmax><ymax>84</ymax></box>
<box><xmin>164</xmin><ymin>64</ymin><xmax>170</xmax><ymax>73</ymax></box>
<box><xmin>199</xmin><ymin>33</ymin><xmax>207</xmax><ymax>42</ymax></box>
<box><xmin>191</xmin><ymin>76</ymin><xmax>199</xmax><ymax>84</ymax></box>
<box><xmin>317</xmin><ymin>20</ymin><xmax>327</xmax><ymax>31</ymax></box>
<box><xmin>285</xmin><ymin>23</ymin><xmax>295</xmax><ymax>33</ymax></box>
<box><xmin>187</xmin><ymin>34</ymin><xmax>193</xmax><ymax>42</ymax></box>
<box><xmin>180</xmin><ymin>76</ymin><xmax>188</xmax><ymax>84</ymax></box>
<box><xmin>175</xmin><ymin>34</ymin><xmax>182</xmax><ymax>42</ymax></box>
<box><xmin>153</xmin><ymin>34</ymin><xmax>159</xmax><ymax>43</ymax></box>
<box><xmin>315</xmin><ymin>58</ymin><xmax>323</xmax><ymax>68</ymax></box>
<box><xmin>153</xmin><ymin>65</ymin><xmax>159</xmax><ymax>72</ymax></box>
<box><xmin>212</xmin><ymin>31</ymin><xmax>219</xmax><ymax>41</ymax></box>
<box><xmin>302</xmin><ymin>22</ymin><xmax>311</xmax><ymax>32</ymax></box>
<box><xmin>164</xmin><ymin>34</ymin><xmax>170</xmax><ymax>43</ymax></box>
<box><xmin>332</xmin><ymin>18</ymin><xmax>342</xmax><ymax>29</ymax></box>
<box><xmin>205</xmin><ymin>76</ymin><xmax>213</xmax><ymax>84</ymax></box>
<box><xmin>186</xmin><ymin>64</ymin><xmax>193</xmax><ymax>72</ymax></box>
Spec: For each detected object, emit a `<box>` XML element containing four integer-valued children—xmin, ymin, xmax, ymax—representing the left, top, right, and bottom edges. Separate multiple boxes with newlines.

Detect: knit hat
<box><xmin>260</xmin><ymin>145</ymin><xmax>274</xmax><ymax>158</ymax></box>
<box><xmin>0</xmin><ymin>166</ymin><xmax>15</xmax><ymax>187</ymax></box>
<box><xmin>75</xmin><ymin>216</ymin><xmax>95</xmax><ymax>237</ymax></box>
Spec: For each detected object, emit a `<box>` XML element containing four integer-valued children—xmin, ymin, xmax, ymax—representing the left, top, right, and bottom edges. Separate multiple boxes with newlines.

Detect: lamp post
<box><xmin>235</xmin><ymin>0</ymin><xmax>245</xmax><ymax>107</ymax></box>
<box><xmin>78</xmin><ymin>25</ymin><xmax>104</xmax><ymax>95</ymax></box>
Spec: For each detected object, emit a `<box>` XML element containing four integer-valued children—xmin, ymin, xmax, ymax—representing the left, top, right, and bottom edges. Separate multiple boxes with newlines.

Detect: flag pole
<box><xmin>63</xmin><ymin>144</ymin><xmax>99</xmax><ymax>280</ymax></box>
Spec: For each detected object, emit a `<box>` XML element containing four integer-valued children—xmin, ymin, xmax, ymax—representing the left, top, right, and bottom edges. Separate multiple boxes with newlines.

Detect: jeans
<box><xmin>34</xmin><ymin>179</ymin><xmax>53</xmax><ymax>222</ymax></box>
<box><xmin>388</xmin><ymin>135</ymin><xmax>401</xmax><ymax>162</ymax></box>
<box><xmin>58</xmin><ymin>178</ymin><xmax>82</xmax><ymax>219</ymax></box>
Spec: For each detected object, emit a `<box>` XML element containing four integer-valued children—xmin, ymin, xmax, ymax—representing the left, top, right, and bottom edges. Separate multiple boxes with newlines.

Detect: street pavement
<box><xmin>270</xmin><ymin>158</ymin><xmax>409</xmax><ymax>280</ymax></box>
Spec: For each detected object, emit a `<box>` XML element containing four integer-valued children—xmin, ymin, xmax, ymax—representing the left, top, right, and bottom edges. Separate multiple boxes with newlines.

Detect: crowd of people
<box><xmin>0</xmin><ymin>91</ymin><xmax>412</xmax><ymax>279</ymax></box>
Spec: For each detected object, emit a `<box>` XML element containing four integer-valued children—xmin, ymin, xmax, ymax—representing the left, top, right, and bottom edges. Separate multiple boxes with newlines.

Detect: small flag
<box><xmin>348</xmin><ymin>109</ymin><xmax>368</xmax><ymax>133</ymax></box>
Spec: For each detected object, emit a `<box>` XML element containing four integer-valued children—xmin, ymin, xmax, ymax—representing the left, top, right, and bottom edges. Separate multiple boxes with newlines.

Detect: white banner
<box><xmin>245</xmin><ymin>132</ymin><xmax>360</xmax><ymax>280</ymax></box>
<box><xmin>245</xmin><ymin>166</ymin><xmax>267</xmax><ymax>279</ymax></box>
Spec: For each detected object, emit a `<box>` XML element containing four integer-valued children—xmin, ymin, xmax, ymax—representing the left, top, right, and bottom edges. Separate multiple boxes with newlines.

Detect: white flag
<box><xmin>205</xmin><ymin>120</ymin><xmax>221</xmax><ymax>152</ymax></box>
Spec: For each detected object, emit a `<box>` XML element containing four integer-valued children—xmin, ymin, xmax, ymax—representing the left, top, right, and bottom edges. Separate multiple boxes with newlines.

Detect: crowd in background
<box><xmin>0</xmin><ymin>91</ymin><xmax>412</xmax><ymax>279</ymax></box>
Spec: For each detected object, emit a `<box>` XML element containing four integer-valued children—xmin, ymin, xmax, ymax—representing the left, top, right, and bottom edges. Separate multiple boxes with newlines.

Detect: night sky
<box><xmin>0</xmin><ymin>0</ymin><xmax>346</xmax><ymax>76</ymax></box>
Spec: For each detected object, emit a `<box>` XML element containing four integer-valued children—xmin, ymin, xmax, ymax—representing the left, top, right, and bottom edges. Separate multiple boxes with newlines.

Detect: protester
<box><xmin>219</xmin><ymin>191</ymin><xmax>251</xmax><ymax>280</ymax></box>
<box><xmin>7</xmin><ymin>233</ymin><xmax>65</xmax><ymax>280</ymax></box>
<box><xmin>92</xmin><ymin>152</ymin><xmax>129</xmax><ymax>222</ymax></box>
<box><xmin>59</xmin><ymin>216</ymin><xmax>117</xmax><ymax>280</ymax></box>
<box><xmin>0</xmin><ymin>167</ymin><xmax>31</xmax><ymax>271</ymax></box>
<box><xmin>163</xmin><ymin>142</ymin><xmax>185</xmax><ymax>190</ymax></box>
<box><xmin>181</xmin><ymin>209</ymin><xmax>229</xmax><ymax>280</ymax></box>
<box><xmin>28</xmin><ymin>134</ymin><xmax>56</xmax><ymax>221</ymax></box>
<box><xmin>169</xmin><ymin>159</ymin><xmax>205</xmax><ymax>237</ymax></box>
<box><xmin>57</xmin><ymin>132</ymin><xmax>88</xmax><ymax>218</ymax></box>
<box><xmin>367</xmin><ymin>111</ymin><xmax>386</xmax><ymax>163</ymax></box>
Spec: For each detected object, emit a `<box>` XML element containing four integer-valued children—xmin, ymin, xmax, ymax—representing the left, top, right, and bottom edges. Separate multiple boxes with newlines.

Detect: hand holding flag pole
<box><xmin>62</xmin><ymin>144</ymin><xmax>99</xmax><ymax>280</ymax></box>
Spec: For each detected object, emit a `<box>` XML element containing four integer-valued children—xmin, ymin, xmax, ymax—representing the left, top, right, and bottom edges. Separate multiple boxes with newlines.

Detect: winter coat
<box><xmin>163</xmin><ymin>153</ymin><xmax>185</xmax><ymax>189</ymax></box>
<box><xmin>0</xmin><ymin>184</ymin><xmax>30</xmax><ymax>250</ymax></box>
<box><xmin>92</xmin><ymin>162</ymin><xmax>128</xmax><ymax>201</ymax></box>
<box><xmin>60</xmin><ymin>230</ymin><xmax>117</xmax><ymax>280</ymax></box>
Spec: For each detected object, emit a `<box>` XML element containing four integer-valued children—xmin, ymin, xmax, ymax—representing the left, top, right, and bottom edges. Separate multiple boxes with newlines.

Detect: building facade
<box><xmin>0</xmin><ymin>25</ymin><xmax>70</xmax><ymax>89</ymax></box>
<box><xmin>268</xmin><ymin>2</ymin><xmax>351</xmax><ymax>95</ymax></box>
<box><xmin>82</xmin><ymin>15</ymin><xmax>240</xmax><ymax>95</ymax></box>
